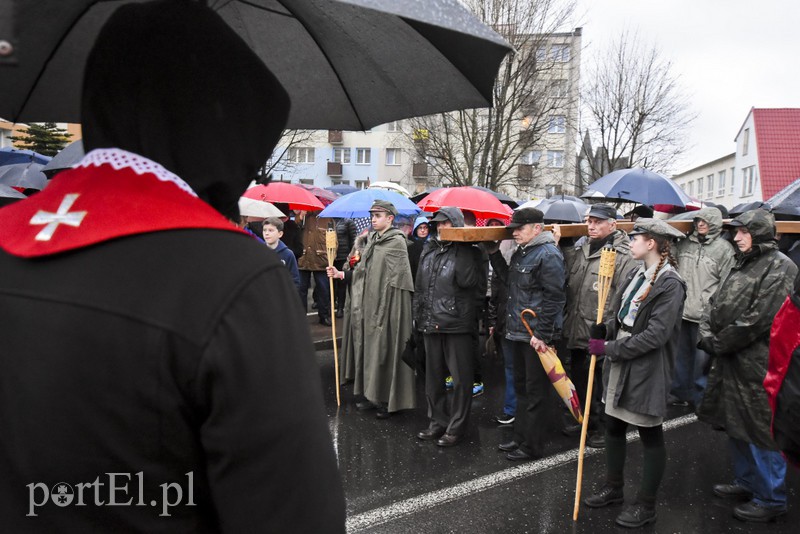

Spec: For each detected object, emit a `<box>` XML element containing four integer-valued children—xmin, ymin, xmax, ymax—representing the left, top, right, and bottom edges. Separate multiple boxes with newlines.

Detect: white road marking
<box><xmin>346</xmin><ymin>413</ymin><xmax>698</xmax><ymax>532</ymax></box>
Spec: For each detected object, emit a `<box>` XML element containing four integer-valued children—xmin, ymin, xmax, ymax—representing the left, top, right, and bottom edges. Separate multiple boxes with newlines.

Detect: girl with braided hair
<box><xmin>583</xmin><ymin>218</ymin><xmax>687</xmax><ymax>528</ymax></box>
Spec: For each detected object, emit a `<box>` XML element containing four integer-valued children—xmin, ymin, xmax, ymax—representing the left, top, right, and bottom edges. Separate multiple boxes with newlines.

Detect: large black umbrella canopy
<box><xmin>1</xmin><ymin>0</ymin><xmax>512</xmax><ymax>128</ymax></box>
<box><xmin>767</xmin><ymin>177</ymin><xmax>800</xmax><ymax>217</ymax></box>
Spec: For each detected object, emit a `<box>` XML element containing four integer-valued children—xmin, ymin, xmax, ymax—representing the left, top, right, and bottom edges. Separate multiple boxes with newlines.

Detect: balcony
<box><xmin>518</xmin><ymin>164</ymin><xmax>533</xmax><ymax>181</ymax></box>
<box><xmin>327</xmin><ymin>161</ymin><xmax>343</xmax><ymax>176</ymax></box>
<box><xmin>328</xmin><ymin>130</ymin><xmax>343</xmax><ymax>144</ymax></box>
<box><xmin>412</xmin><ymin>162</ymin><xmax>428</xmax><ymax>178</ymax></box>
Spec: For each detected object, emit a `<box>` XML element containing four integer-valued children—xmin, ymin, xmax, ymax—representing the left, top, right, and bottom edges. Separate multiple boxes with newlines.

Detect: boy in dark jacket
<box><xmin>263</xmin><ymin>217</ymin><xmax>301</xmax><ymax>295</ymax></box>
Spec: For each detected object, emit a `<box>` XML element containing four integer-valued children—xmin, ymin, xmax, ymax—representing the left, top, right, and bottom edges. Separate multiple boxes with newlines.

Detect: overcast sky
<box><xmin>572</xmin><ymin>0</ymin><xmax>800</xmax><ymax>173</ymax></box>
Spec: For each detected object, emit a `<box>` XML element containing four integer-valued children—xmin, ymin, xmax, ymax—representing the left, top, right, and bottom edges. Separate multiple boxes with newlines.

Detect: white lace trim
<box><xmin>75</xmin><ymin>148</ymin><xmax>197</xmax><ymax>197</ymax></box>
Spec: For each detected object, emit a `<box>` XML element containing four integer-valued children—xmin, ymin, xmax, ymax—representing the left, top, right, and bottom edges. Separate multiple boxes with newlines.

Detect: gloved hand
<box><xmin>349</xmin><ymin>254</ymin><xmax>360</xmax><ymax>268</ymax></box>
<box><xmin>589</xmin><ymin>323</ymin><xmax>607</xmax><ymax>340</ymax></box>
<box><xmin>588</xmin><ymin>338</ymin><xmax>606</xmax><ymax>356</ymax></box>
<box><xmin>697</xmin><ymin>336</ymin><xmax>716</xmax><ymax>356</ymax></box>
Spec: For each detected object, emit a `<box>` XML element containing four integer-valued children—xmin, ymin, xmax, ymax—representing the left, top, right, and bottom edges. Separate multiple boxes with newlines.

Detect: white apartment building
<box><xmin>672</xmin><ymin>153</ymin><xmax>737</xmax><ymax>207</ymax></box>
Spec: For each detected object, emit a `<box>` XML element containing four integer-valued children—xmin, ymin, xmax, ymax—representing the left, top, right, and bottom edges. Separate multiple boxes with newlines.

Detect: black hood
<box><xmin>81</xmin><ymin>0</ymin><xmax>290</xmax><ymax>219</ymax></box>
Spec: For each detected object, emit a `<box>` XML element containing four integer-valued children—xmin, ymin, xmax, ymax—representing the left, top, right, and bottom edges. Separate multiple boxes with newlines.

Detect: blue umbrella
<box><xmin>319</xmin><ymin>189</ymin><xmax>420</xmax><ymax>218</ymax></box>
<box><xmin>0</xmin><ymin>146</ymin><xmax>52</xmax><ymax>166</ymax></box>
<box><xmin>325</xmin><ymin>184</ymin><xmax>358</xmax><ymax>195</ymax></box>
<box><xmin>582</xmin><ymin>168</ymin><xmax>692</xmax><ymax>207</ymax></box>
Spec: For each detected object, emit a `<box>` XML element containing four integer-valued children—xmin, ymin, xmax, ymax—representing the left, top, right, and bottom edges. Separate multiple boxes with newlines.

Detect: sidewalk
<box><xmin>308</xmin><ymin>312</ymin><xmax>342</xmax><ymax>351</ymax></box>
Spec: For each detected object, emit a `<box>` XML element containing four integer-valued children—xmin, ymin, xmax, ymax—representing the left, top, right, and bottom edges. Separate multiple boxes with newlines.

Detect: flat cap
<box><xmin>586</xmin><ymin>203</ymin><xmax>618</xmax><ymax>220</ymax></box>
<box><xmin>507</xmin><ymin>207</ymin><xmax>544</xmax><ymax>228</ymax></box>
<box><xmin>369</xmin><ymin>199</ymin><xmax>398</xmax><ymax>217</ymax></box>
<box><xmin>628</xmin><ymin>218</ymin><xmax>685</xmax><ymax>240</ymax></box>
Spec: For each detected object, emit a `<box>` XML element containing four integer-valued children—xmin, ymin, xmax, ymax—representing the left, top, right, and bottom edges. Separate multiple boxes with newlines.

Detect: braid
<box><xmin>636</xmin><ymin>234</ymin><xmax>674</xmax><ymax>301</ymax></box>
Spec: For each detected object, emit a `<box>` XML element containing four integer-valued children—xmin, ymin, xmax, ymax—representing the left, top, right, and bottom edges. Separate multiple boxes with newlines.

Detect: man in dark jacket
<box><xmin>698</xmin><ymin>209</ymin><xmax>797</xmax><ymax>522</ymax></box>
<box><xmin>489</xmin><ymin>208</ymin><xmax>566</xmax><ymax>460</ymax></box>
<box><xmin>0</xmin><ymin>3</ymin><xmax>345</xmax><ymax>531</ymax></box>
<box><xmin>334</xmin><ymin>217</ymin><xmax>357</xmax><ymax>317</ymax></box>
<box><xmin>415</xmin><ymin>207</ymin><xmax>480</xmax><ymax>447</ymax></box>
<box><xmin>297</xmin><ymin>211</ymin><xmax>334</xmax><ymax>325</ymax></box>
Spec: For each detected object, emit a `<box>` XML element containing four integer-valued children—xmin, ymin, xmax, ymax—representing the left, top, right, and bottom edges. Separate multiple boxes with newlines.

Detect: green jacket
<box><xmin>675</xmin><ymin>207</ymin><xmax>736</xmax><ymax>323</ymax></box>
<box><xmin>698</xmin><ymin>210</ymin><xmax>798</xmax><ymax>449</ymax></box>
<box><xmin>563</xmin><ymin>230</ymin><xmax>638</xmax><ymax>350</ymax></box>
<box><xmin>340</xmin><ymin>227</ymin><xmax>416</xmax><ymax>412</ymax></box>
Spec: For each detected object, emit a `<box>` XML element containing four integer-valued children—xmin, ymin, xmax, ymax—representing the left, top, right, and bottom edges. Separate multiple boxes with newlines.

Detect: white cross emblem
<box><xmin>29</xmin><ymin>194</ymin><xmax>88</xmax><ymax>241</ymax></box>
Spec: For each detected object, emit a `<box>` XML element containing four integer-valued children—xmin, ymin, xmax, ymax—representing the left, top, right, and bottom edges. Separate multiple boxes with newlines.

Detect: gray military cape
<box><xmin>341</xmin><ymin>227</ymin><xmax>416</xmax><ymax>412</ymax></box>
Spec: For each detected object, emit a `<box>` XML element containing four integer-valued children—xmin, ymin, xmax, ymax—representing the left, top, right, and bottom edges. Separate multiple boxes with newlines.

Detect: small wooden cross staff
<box><xmin>573</xmin><ymin>243</ymin><xmax>616</xmax><ymax>521</ymax></box>
<box><xmin>326</xmin><ymin>223</ymin><xmax>341</xmax><ymax>407</ymax></box>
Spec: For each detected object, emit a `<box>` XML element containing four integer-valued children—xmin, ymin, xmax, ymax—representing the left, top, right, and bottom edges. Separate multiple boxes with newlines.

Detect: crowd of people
<box><xmin>261</xmin><ymin>195</ymin><xmax>799</xmax><ymax>529</ymax></box>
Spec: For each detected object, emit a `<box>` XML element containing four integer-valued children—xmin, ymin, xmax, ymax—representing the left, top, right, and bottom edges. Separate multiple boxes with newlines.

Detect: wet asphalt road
<box><xmin>313</xmin><ymin>347</ymin><xmax>799</xmax><ymax>533</ymax></box>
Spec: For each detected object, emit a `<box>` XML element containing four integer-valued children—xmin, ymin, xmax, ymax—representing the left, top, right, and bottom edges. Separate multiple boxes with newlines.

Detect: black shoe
<box><xmin>733</xmin><ymin>501</ymin><xmax>786</xmax><ymax>522</ymax></box>
<box><xmin>505</xmin><ymin>448</ymin><xmax>535</xmax><ymax>461</ymax></box>
<box><xmin>492</xmin><ymin>413</ymin><xmax>515</xmax><ymax>425</ymax></box>
<box><xmin>335</xmin><ymin>309</ymin><xmax>344</xmax><ymax>318</ymax></box>
<box><xmin>587</xmin><ymin>432</ymin><xmax>606</xmax><ymax>449</ymax></box>
<box><xmin>562</xmin><ymin>423</ymin><xmax>582</xmax><ymax>437</ymax></box>
<box><xmin>319</xmin><ymin>317</ymin><xmax>332</xmax><ymax>326</ymax></box>
<box><xmin>615</xmin><ymin>502</ymin><xmax>656</xmax><ymax>528</ymax></box>
<box><xmin>713</xmin><ymin>484</ymin><xmax>753</xmax><ymax>501</ymax></box>
<box><xmin>417</xmin><ymin>428</ymin><xmax>446</xmax><ymax>441</ymax></box>
<box><xmin>375</xmin><ymin>406</ymin><xmax>391</xmax><ymax>419</ymax></box>
<box><xmin>436</xmin><ymin>433</ymin><xmax>463</xmax><ymax>447</ymax></box>
<box><xmin>355</xmin><ymin>400</ymin><xmax>378</xmax><ymax>411</ymax></box>
<box><xmin>498</xmin><ymin>440</ymin><xmax>519</xmax><ymax>452</ymax></box>
<box><xmin>584</xmin><ymin>484</ymin><xmax>624</xmax><ymax>508</ymax></box>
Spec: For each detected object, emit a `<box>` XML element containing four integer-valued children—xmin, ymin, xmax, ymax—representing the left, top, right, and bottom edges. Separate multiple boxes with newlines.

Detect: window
<box><xmin>742</xmin><ymin>166</ymin><xmax>756</xmax><ymax>196</ymax></box>
<box><xmin>547</xmin><ymin>150</ymin><xmax>564</xmax><ymax>168</ymax></box>
<box><xmin>687</xmin><ymin>181</ymin><xmax>694</xmax><ymax>196</ymax></box>
<box><xmin>535</xmin><ymin>47</ymin><xmax>547</xmax><ymax>62</ymax></box>
<box><xmin>356</xmin><ymin>148</ymin><xmax>371</xmax><ymax>165</ymax></box>
<box><xmin>697</xmin><ymin>177</ymin><xmax>704</xmax><ymax>197</ymax></box>
<box><xmin>550</xmin><ymin>79</ymin><xmax>568</xmax><ymax>98</ymax></box>
<box><xmin>548</xmin><ymin>115</ymin><xmax>566</xmax><ymax>134</ymax></box>
<box><xmin>386</xmin><ymin>120</ymin><xmax>402</xmax><ymax>133</ymax></box>
<box><xmin>717</xmin><ymin>170</ymin><xmax>726</xmax><ymax>196</ymax></box>
<box><xmin>742</xmin><ymin>128</ymin><xmax>750</xmax><ymax>156</ymax></box>
<box><xmin>332</xmin><ymin>147</ymin><xmax>350</xmax><ymax>164</ymax></box>
<box><xmin>522</xmin><ymin>150</ymin><xmax>541</xmax><ymax>165</ymax></box>
<box><xmin>287</xmin><ymin>147</ymin><xmax>314</xmax><ymax>164</ymax></box>
<box><xmin>385</xmin><ymin>148</ymin><xmax>401</xmax><ymax>166</ymax></box>
<box><xmin>707</xmin><ymin>174</ymin><xmax>714</xmax><ymax>199</ymax></box>
<box><xmin>729</xmin><ymin>167</ymin><xmax>736</xmax><ymax>194</ymax></box>
<box><xmin>551</xmin><ymin>45</ymin><xmax>570</xmax><ymax>62</ymax></box>
<box><xmin>355</xmin><ymin>180</ymin><xmax>368</xmax><ymax>190</ymax></box>
<box><xmin>299</xmin><ymin>178</ymin><xmax>314</xmax><ymax>185</ymax></box>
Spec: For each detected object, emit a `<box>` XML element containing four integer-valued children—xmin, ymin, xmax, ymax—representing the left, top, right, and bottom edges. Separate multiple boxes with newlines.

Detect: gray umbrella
<box><xmin>767</xmin><ymin>178</ymin><xmax>800</xmax><ymax>217</ymax></box>
<box><xmin>41</xmin><ymin>139</ymin><xmax>85</xmax><ymax>178</ymax></box>
<box><xmin>0</xmin><ymin>163</ymin><xmax>48</xmax><ymax>190</ymax></box>
<box><xmin>1</xmin><ymin>0</ymin><xmax>511</xmax><ymax>129</ymax></box>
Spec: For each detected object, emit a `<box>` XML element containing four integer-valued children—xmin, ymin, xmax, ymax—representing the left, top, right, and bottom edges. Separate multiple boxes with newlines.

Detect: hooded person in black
<box><xmin>0</xmin><ymin>1</ymin><xmax>345</xmax><ymax>531</ymax></box>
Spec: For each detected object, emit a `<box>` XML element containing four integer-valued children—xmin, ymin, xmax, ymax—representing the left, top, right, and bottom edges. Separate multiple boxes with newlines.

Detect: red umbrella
<box><xmin>297</xmin><ymin>184</ymin><xmax>339</xmax><ymax>206</ymax></box>
<box><xmin>243</xmin><ymin>182</ymin><xmax>325</xmax><ymax>211</ymax></box>
<box><xmin>417</xmin><ymin>186</ymin><xmax>514</xmax><ymax>220</ymax></box>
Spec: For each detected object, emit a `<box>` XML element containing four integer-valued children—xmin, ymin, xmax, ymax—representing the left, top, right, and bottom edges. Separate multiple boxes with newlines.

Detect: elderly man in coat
<box><xmin>671</xmin><ymin>207</ymin><xmax>735</xmax><ymax>407</ymax></box>
<box><xmin>556</xmin><ymin>203</ymin><xmax>637</xmax><ymax>448</ymax></box>
<box><xmin>328</xmin><ymin>200</ymin><xmax>416</xmax><ymax>418</ymax></box>
<box><xmin>698</xmin><ymin>209</ymin><xmax>798</xmax><ymax>522</ymax></box>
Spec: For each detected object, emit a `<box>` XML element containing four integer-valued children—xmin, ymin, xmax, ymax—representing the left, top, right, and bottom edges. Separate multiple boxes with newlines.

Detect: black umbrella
<box><xmin>729</xmin><ymin>200</ymin><xmax>769</xmax><ymax>217</ymax></box>
<box><xmin>0</xmin><ymin>163</ymin><xmax>47</xmax><ymax>190</ymax></box>
<box><xmin>410</xmin><ymin>187</ymin><xmax>443</xmax><ymax>204</ymax></box>
<box><xmin>1</xmin><ymin>0</ymin><xmax>511</xmax><ymax>129</ymax></box>
<box><xmin>767</xmin><ymin>178</ymin><xmax>800</xmax><ymax>217</ymax></box>
<box><xmin>41</xmin><ymin>139</ymin><xmax>85</xmax><ymax>178</ymax></box>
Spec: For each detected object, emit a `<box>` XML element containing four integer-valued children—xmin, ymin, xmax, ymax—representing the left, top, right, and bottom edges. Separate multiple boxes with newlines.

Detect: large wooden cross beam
<box><xmin>439</xmin><ymin>220</ymin><xmax>800</xmax><ymax>242</ymax></box>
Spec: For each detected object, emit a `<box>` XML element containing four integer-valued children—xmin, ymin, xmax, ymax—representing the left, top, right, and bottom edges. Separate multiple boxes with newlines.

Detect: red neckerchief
<box><xmin>0</xmin><ymin>149</ymin><xmax>245</xmax><ymax>258</ymax></box>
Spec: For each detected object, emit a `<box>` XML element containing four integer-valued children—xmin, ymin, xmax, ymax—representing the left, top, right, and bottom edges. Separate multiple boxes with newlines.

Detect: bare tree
<box><xmin>407</xmin><ymin>0</ymin><xmax>578</xmax><ymax>194</ymax></box>
<box><xmin>258</xmin><ymin>129</ymin><xmax>317</xmax><ymax>182</ymax></box>
<box><xmin>580</xmin><ymin>31</ymin><xmax>695</xmax><ymax>188</ymax></box>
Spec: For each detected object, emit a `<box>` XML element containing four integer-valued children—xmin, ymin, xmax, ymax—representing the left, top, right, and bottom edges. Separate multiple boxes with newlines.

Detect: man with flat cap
<box><xmin>0</xmin><ymin>1</ymin><xmax>344</xmax><ymax>531</ymax></box>
<box><xmin>488</xmin><ymin>207</ymin><xmax>566</xmax><ymax>460</ymax></box>
<box><xmin>328</xmin><ymin>200</ymin><xmax>416</xmax><ymax>418</ymax></box>
<box><xmin>555</xmin><ymin>203</ymin><xmax>637</xmax><ymax>448</ymax></box>
<box><xmin>698</xmin><ymin>209</ymin><xmax>797</xmax><ymax>522</ymax></box>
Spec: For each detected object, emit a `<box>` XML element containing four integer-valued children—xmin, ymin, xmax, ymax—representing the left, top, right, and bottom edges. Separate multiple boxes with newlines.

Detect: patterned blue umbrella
<box><xmin>319</xmin><ymin>189</ymin><xmax>420</xmax><ymax>219</ymax></box>
<box><xmin>0</xmin><ymin>147</ymin><xmax>52</xmax><ymax>166</ymax></box>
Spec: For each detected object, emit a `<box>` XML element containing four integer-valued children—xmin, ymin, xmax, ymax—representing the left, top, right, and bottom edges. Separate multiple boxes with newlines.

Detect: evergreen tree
<box><xmin>9</xmin><ymin>122</ymin><xmax>73</xmax><ymax>157</ymax></box>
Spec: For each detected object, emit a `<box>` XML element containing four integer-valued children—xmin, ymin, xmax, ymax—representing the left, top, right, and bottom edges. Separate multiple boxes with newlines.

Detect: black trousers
<box><xmin>333</xmin><ymin>259</ymin><xmax>347</xmax><ymax>312</ymax></box>
<box><xmin>570</xmin><ymin>348</ymin><xmax>605</xmax><ymax>432</ymax></box>
<box><xmin>299</xmin><ymin>270</ymin><xmax>330</xmax><ymax>320</ymax></box>
<box><xmin>509</xmin><ymin>339</ymin><xmax>552</xmax><ymax>457</ymax></box>
<box><xmin>424</xmin><ymin>333</ymin><xmax>474</xmax><ymax>437</ymax></box>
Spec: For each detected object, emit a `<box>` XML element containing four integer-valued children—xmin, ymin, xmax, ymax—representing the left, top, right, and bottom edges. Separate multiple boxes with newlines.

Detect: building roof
<box><xmin>753</xmin><ymin>108</ymin><xmax>800</xmax><ymax>199</ymax></box>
